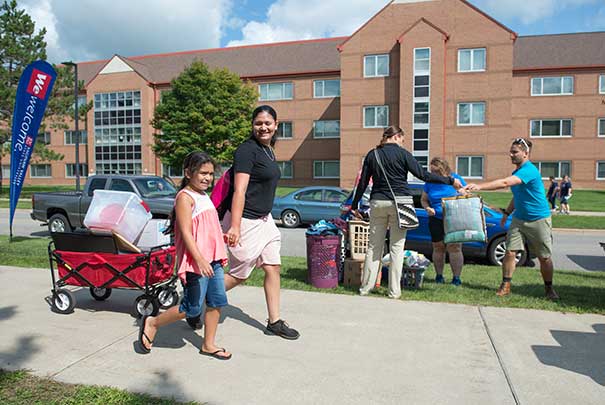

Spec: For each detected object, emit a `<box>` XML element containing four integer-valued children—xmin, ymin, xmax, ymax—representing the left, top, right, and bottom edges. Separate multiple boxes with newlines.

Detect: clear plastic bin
<box><xmin>83</xmin><ymin>190</ymin><xmax>152</xmax><ymax>243</ymax></box>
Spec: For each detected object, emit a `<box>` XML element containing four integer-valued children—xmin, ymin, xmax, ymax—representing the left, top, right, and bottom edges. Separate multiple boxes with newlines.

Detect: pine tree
<box><xmin>152</xmin><ymin>61</ymin><xmax>258</xmax><ymax>169</ymax></box>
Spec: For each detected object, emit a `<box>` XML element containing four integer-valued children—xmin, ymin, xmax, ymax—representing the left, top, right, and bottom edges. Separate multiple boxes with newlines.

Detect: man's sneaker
<box><xmin>435</xmin><ymin>274</ymin><xmax>445</xmax><ymax>284</ymax></box>
<box><xmin>545</xmin><ymin>285</ymin><xmax>559</xmax><ymax>300</ymax></box>
<box><xmin>186</xmin><ymin>316</ymin><xmax>202</xmax><ymax>330</ymax></box>
<box><xmin>266</xmin><ymin>319</ymin><xmax>300</xmax><ymax>340</ymax></box>
<box><xmin>496</xmin><ymin>281</ymin><xmax>511</xmax><ymax>297</ymax></box>
<box><xmin>451</xmin><ymin>277</ymin><xmax>462</xmax><ymax>286</ymax></box>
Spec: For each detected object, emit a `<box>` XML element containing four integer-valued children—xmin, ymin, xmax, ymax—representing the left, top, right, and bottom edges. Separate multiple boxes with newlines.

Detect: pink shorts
<box><xmin>222</xmin><ymin>211</ymin><xmax>281</xmax><ymax>279</ymax></box>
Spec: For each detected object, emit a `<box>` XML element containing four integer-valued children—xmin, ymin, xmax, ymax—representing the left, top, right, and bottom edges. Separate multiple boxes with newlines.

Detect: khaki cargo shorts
<box><xmin>506</xmin><ymin>216</ymin><xmax>553</xmax><ymax>258</ymax></box>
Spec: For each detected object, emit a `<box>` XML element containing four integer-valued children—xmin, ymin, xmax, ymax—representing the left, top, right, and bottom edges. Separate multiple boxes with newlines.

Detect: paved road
<box><xmin>1</xmin><ymin>265</ymin><xmax>604</xmax><ymax>404</ymax></box>
<box><xmin>2</xmin><ymin>208</ymin><xmax>603</xmax><ymax>272</ymax></box>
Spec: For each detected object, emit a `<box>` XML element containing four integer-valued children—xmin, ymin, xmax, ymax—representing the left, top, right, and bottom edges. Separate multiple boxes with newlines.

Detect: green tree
<box><xmin>152</xmin><ymin>60</ymin><xmax>258</xmax><ymax>169</ymax></box>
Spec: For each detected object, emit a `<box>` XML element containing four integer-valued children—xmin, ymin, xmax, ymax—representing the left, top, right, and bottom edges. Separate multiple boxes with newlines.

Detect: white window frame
<box><xmin>30</xmin><ymin>164</ymin><xmax>52</xmax><ymax>178</ymax></box>
<box><xmin>277</xmin><ymin>161</ymin><xmax>293</xmax><ymax>179</ymax></box>
<box><xmin>162</xmin><ymin>163</ymin><xmax>183</xmax><ymax>177</ymax></box>
<box><xmin>313</xmin><ymin>120</ymin><xmax>340</xmax><ymax>139</ymax></box>
<box><xmin>1</xmin><ymin>165</ymin><xmax>9</xmax><ymax>179</ymax></box>
<box><xmin>535</xmin><ymin>161</ymin><xmax>571</xmax><ymax>180</ymax></box>
<box><xmin>258</xmin><ymin>82</ymin><xmax>293</xmax><ymax>101</ymax></box>
<box><xmin>597</xmin><ymin>161</ymin><xmax>605</xmax><ymax>180</ymax></box>
<box><xmin>456</xmin><ymin>156</ymin><xmax>483</xmax><ymax>179</ymax></box>
<box><xmin>313</xmin><ymin>160</ymin><xmax>340</xmax><ymax>179</ymax></box>
<box><xmin>65</xmin><ymin>163</ymin><xmax>88</xmax><ymax>178</ymax></box>
<box><xmin>457</xmin><ymin>48</ymin><xmax>486</xmax><ymax>72</ymax></box>
<box><xmin>600</xmin><ymin>74</ymin><xmax>605</xmax><ymax>94</ymax></box>
<box><xmin>531</xmin><ymin>76</ymin><xmax>574</xmax><ymax>96</ymax></box>
<box><xmin>64</xmin><ymin>130</ymin><xmax>87</xmax><ymax>145</ymax></box>
<box><xmin>457</xmin><ymin>102</ymin><xmax>485</xmax><ymax>126</ymax></box>
<box><xmin>530</xmin><ymin>119</ymin><xmax>573</xmax><ymax>138</ymax></box>
<box><xmin>276</xmin><ymin>122</ymin><xmax>293</xmax><ymax>139</ymax></box>
<box><xmin>598</xmin><ymin>118</ymin><xmax>605</xmax><ymax>138</ymax></box>
<box><xmin>363</xmin><ymin>105</ymin><xmax>389</xmax><ymax>128</ymax></box>
<box><xmin>313</xmin><ymin>79</ymin><xmax>340</xmax><ymax>98</ymax></box>
<box><xmin>363</xmin><ymin>54</ymin><xmax>389</xmax><ymax>78</ymax></box>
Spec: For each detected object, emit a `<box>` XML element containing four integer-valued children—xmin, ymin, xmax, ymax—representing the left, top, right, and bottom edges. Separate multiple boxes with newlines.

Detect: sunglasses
<box><xmin>513</xmin><ymin>138</ymin><xmax>530</xmax><ymax>151</ymax></box>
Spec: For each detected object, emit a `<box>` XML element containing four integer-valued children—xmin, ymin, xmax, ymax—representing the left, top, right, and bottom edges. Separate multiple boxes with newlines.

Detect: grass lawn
<box><xmin>478</xmin><ymin>189</ymin><xmax>605</xmax><ymax>212</ymax></box>
<box><xmin>0</xmin><ymin>369</ymin><xmax>197</xmax><ymax>405</ymax></box>
<box><xmin>0</xmin><ymin>200</ymin><xmax>30</xmax><ymax>209</ymax></box>
<box><xmin>2</xmin><ymin>236</ymin><xmax>605</xmax><ymax>314</ymax></box>
<box><xmin>552</xmin><ymin>215</ymin><xmax>605</xmax><ymax>229</ymax></box>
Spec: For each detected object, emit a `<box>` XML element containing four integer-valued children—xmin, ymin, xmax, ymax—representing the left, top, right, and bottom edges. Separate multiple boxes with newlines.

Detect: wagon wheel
<box><xmin>52</xmin><ymin>288</ymin><xmax>75</xmax><ymax>314</ymax></box>
<box><xmin>89</xmin><ymin>287</ymin><xmax>112</xmax><ymax>301</ymax></box>
<box><xmin>134</xmin><ymin>294</ymin><xmax>160</xmax><ymax>318</ymax></box>
<box><xmin>157</xmin><ymin>287</ymin><xmax>179</xmax><ymax>309</ymax></box>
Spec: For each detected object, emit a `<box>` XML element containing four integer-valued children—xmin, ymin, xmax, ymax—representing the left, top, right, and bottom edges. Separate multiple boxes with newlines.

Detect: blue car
<box><xmin>272</xmin><ymin>186</ymin><xmax>349</xmax><ymax>228</ymax></box>
<box><xmin>341</xmin><ymin>183</ymin><xmax>529</xmax><ymax>266</ymax></box>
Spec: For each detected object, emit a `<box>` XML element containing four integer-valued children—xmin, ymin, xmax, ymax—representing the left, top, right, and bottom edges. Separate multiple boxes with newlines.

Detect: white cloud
<box><xmin>227</xmin><ymin>0</ymin><xmax>385</xmax><ymax>47</ymax></box>
<box><xmin>17</xmin><ymin>0</ymin><xmax>234</xmax><ymax>63</ymax></box>
<box><xmin>474</xmin><ymin>0</ymin><xmax>599</xmax><ymax>25</ymax></box>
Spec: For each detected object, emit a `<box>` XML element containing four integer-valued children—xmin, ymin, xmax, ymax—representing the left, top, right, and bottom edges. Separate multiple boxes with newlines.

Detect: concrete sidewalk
<box><xmin>0</xmin><ymin>265</ymin><xmax>603</xmax><ymax>404</ymax></box>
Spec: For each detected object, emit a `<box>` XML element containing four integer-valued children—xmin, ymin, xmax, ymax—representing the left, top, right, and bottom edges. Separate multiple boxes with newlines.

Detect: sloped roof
<box><xmin>78</xmin><ymin>37</ymin><xmax>345</xmax><ymax>87</ymax></box>
<box><xmin>514</xmin><ymin>31</ymin><xmax>605</xmax><ymax>70</ymax></box>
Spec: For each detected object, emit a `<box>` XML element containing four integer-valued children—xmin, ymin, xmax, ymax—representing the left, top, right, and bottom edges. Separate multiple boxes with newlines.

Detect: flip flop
<box><xmin>199</xmin><ymin>347</ymin><xmax>232</xmax><ymax>360</ymax></box>
<box><xmin>138</xmin><ymin>315</ymin><xmax>153</xmax><ymax>354</ymax></box>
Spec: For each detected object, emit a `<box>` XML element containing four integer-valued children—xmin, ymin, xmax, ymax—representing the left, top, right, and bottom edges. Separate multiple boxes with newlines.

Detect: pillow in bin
<box><xmin>441</xmin><ymin>195</ymin><xmax>487</xmax><ymax>244</ymax></box>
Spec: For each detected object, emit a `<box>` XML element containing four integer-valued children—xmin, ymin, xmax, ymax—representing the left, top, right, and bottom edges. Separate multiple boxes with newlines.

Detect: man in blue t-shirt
<box><xmin>464</xmin><ymin>138</ymin><xmax>558</xmax><ymax>300</ymax></box>
<box><xmin>559</xmin><ymin>175</ymin><xmax>572</xmax><ymax>215</ymax></box>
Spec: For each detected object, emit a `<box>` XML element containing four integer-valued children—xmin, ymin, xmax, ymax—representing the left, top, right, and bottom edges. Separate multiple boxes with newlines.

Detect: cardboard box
<box><xmin>343</xmin><ymin>258</ymin><xmax>364</xmax><ymax>287</ymax></box>
<box><xmin>136</xmin><ymin>219</ymin><xmax>171</xmax><ymax>250</ymax></box>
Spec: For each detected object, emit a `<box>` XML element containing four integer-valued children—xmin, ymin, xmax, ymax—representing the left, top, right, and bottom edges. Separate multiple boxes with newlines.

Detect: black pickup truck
<box><xmin>31</xmin><ymin>175</ymin><xmax>177</xmax><ymax>233</ymax></box>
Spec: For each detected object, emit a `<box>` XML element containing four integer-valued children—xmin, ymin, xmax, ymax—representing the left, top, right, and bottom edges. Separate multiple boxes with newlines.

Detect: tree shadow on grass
<box><xmin>532</xmin><ymin>324</ymin><xmax>605</xmax><ymax>386</ymax></box>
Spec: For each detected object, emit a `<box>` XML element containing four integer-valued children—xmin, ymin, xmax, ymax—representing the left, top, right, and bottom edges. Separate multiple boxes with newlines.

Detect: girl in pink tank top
<box><xmin>137</xmin><ymin>152</ymin><xmax>231</xmax><ymax>360</ymax></box>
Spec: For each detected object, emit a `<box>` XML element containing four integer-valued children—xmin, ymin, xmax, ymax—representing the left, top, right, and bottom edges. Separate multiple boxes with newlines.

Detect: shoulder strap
<box><xmin>373</xmin><ymin>149</ymin><xmax>397</xmax><ymax>200</ymax></box>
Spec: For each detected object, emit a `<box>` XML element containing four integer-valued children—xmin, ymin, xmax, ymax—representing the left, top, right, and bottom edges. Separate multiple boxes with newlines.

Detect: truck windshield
<box><xmin>133</xmin><ymin>177</ymin><xmax>177</xmax><ymax>198</ymax></box>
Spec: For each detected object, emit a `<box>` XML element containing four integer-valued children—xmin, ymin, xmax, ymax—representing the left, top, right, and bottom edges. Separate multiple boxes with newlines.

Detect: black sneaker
<box><xmin>186</xmin><ymin>315</ymin><xmax>202</xmax><ymax>330</ymax></box>
<box><xmin>266</xmin><ymin>319</ymin><xmax>300</xmax><ymax>340</ymax></box>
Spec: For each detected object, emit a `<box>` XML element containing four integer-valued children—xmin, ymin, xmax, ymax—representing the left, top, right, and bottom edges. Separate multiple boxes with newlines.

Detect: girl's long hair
<box><xmin>250</xmin><ymin>104</ymin><xmax>278</xmax><ymax>147</ymax></box>
<box><xmin>376</xmin><ymin>126</ymin><xmax>403</xmax><ymax>148</ymax></box>
<box><xmin>164</xmin><ymin>151</ymin><xmax>216</xmax><ymax>235</ymax></box>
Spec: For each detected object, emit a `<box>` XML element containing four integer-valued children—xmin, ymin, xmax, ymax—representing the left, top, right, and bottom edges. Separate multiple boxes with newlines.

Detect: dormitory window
<box><xmin>600</xmin><ymin>75</ymin><xmax>605</xmax><ymax>94</ymax></box>
<box><xmin>314</xmin><ymin>80</ymin><xmax>340</xmax><ymax>98</ymax></box>
<box><xmin>364</xmin><ymin>54</ymin><xmax>389</xmax><ymax>77</ymax></box>
<box><xmin>458</xmin><ymin>48</ymin><xmax>486</xmax><ymax>72</ymax></box>
<box><xmin>276</xmin><ymin>122</ymin><xmax>293</xmax><ymax>139</ymax></box>
<box><xmin>66</xmin><ymin>164</ymin><xmax>88</xmax><ymax>178</ymax></box>
<box><xmin>364</xmin><ymin>106</ymin><xmax>389</xmax><ymax>128</ymax></box>
<box><xmin>1</xmin><ymin>165</ymin><xmax>9</xmax><ymax>178</ymax></box>
<box><xmin>162</xmin><ymin>164</ymin><xmax>183</xmax><ymax>177</ymax></box>
<box><xmin>313</xmin><ymin>120</ymin><xmax>340</xmax><ymax>138</ymax></box>
<box><xmin>530</xmin><ymin>119</ymin><xmax>572</xmax><ymax>137</ymax></box>
<box><xmin>597</xmin><ymin>162</ymin><xmax>605</xmax><ymax>180</ymax></box>
<box><xmin>39</xmin><ymin>131</ymin><xmax>51</xmax><ymax>145</ymax></box>
<box><xmin>313</xmin><ymin>160</ymin><xmax>339</xmax><ymax>179</ymax></box>
<box><xmin>30</xmin><ymin>164</ymin><xmax>51</xmax><ymax>178</ymax></box>
<box><xmin>259</xmin><ymin>82</ymin><xmax>293</xmax><ymax>101</ymax></box>
<box><xmin>277</xmin><ymin>161</ymin><xmax>293</xmax><ymax>179</ymax></box>
<box><xmin>531</xmin><ymin>76</ymin><xmax>573</xmax><ymax>96</ymax></box>
<box><xmin>457</xmin><ymin>102</ymin><xmax>485</xmax><ymax>126</ymax></box>
<box><xmin>457</xmin><ymin>156</ymin><xmax>483</xmax><ymax>178</ymax></box>
<box><xmin>64</xmin><ymin>130</ymin><xmax>87</xmax><ymax>145</ymax></box>
<box><xmin>535</xmin><ymin>161</ymin><xmax>571</xmax><ymax>179</ymax></box>
<box><xmin>598</xmin><ymin>118</ymin><xmax>605</xmax><ymax>137</ymax></box>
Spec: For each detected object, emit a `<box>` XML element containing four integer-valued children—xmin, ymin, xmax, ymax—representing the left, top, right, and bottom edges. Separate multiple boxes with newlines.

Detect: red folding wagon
<box><xmin>47</xmin><ymin>232</ymin><xmax>178</xmax><ymax>317</ymax></box>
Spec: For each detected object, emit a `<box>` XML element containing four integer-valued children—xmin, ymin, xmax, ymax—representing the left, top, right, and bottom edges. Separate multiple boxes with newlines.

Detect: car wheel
<box><xmin>487</xmin><ymin>236</ymin><xmax>528</xmax><ymax>266</ymax></box>
<box><xmin>281</xmin><ymin>209</ymin><xmax>301</xmax><ymax>228</ymax></box>
<box><xmin>48</xmin><ymin>213</ymin><xmax>72</xmax><ymax>233</ymax></box>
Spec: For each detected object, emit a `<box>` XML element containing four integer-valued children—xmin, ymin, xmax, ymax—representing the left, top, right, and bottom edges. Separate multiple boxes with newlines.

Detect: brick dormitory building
<box><xmin>3</xmin><ymin>0</ymin><xmax>605</xmax><ymax>189</ymax></box>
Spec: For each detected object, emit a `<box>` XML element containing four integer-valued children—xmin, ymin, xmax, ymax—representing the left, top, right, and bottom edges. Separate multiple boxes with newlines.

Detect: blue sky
<box><xmin>16</xmin><ymin>0</ymin><xmax>605</xmax><ymax>63</ymax></box>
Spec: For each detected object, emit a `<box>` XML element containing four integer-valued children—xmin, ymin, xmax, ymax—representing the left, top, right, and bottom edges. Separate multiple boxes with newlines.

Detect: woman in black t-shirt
<box><xmin>223</xmin><ymin>105</ymin><xmax>299</xmax><ymax>340</ymax></box>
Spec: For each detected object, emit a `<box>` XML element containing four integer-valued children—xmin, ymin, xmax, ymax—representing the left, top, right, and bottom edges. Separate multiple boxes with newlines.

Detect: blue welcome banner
<box><xmin>9</xmin><ymin>60</ymin><xmax>57</xmax><ymax>238</ymax></box>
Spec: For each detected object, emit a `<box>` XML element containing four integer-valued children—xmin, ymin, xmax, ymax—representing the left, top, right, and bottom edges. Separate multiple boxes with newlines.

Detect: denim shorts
<box><xmin>179</xmin><ymin>261</ymin><xmax>228</xmax><ymax>318</ymax></box>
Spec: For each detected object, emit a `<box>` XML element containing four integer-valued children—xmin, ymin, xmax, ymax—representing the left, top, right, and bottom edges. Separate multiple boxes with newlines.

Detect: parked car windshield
<box><xmin>133</xmin><ymin>177</ymin><xmax>177</xmax><ymax>198</ymax></box>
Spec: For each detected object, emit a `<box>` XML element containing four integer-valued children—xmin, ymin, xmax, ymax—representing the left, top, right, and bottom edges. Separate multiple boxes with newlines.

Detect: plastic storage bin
<box><xmin>84</xmin><ymin>190</ymin><xmax>152</xmax><ymax>243</ymax></box>
<box><xmin>306</xmin><ymin>234</ymin><xmax>341</xmax><ymax>289</ymax></box>
<box><xmin>348</xmin><ymin>220</ymin><xmax>370</xmax><ymax>260</ymax></box>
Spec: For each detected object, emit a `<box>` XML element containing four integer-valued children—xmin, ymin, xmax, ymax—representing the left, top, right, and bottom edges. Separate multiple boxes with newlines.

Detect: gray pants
<box><xmin>359</xmin><ymin>200</ymin><xmax>407</xmax><ymax>299</ymax></box>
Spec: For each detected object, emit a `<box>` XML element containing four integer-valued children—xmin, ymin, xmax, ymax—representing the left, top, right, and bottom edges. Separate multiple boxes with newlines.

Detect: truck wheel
<box><xmin>48</xmin><ymin>213</ymin><xmax>71</xmax><ymax>233</ymax></box>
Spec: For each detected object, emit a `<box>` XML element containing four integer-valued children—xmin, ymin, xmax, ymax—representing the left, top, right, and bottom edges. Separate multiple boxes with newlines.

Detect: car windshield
<box><xmin>133</xmin><ymin>177</ymin><xmax>177</xmax><ymax>198</ymax></box>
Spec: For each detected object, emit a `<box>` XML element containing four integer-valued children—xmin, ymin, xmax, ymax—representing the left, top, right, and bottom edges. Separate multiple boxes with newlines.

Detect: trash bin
<box><xmin>306</xmin><ymin>234</ymin><xmax>341</xmax><ymax>288</ymax></box>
